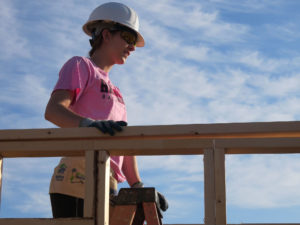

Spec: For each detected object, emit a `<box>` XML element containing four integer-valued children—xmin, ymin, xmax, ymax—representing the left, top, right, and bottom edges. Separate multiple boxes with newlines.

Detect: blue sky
<box><xmin>1</xmin><ymin>0</ymin><xmax>300</xmax><ymax>223</ymax></box>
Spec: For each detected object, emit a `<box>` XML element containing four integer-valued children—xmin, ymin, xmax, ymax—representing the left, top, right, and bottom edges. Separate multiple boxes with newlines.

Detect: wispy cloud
<box><xmin>139</xmin><ymin>155</ymin><xmax>203</xmax><ymax>174</ymax></box>
<box><xmin>266</xmin><ymin>22</ymin><xmax>300</xmax><ymax>42</ymax></box>
<box><xmin>227</xmin><ymin>155</ymin><xmax>300</xmax><ymax>208</ymax></box>
<box><xmin>0</xmin><ymin>73</ymin><xmax>53</xmax><ymax>129</ymax></box>
<box><xmin>118</xmin><ymin>52</ymin><xmax>300</xmax><ymax>124</ymax></box>
<box><xmin>207</xmin><ymin>0</ymin><xmax>285</xmax><ymax>13</ymax></box>
<box><xmin>14</xmin><ymin>190</ymin><xmax>52</xmax><ymax>217</ymax></box>
<box><xmin>0</xmin><ymin>74</ymin><xmax>49</xmax><ymax>111</ymax></box>
<box><xmin>1</xmin><ymin>158</ymin><xmax>59</xmax><ymax>217</ymax></box>
<box><xmin>0</xmin><ymin>0</ymin><xmax>31</xmax><ymax>60</ymax></box>
<box><xmin>140</xmin><ymin>154</ymin><xmax>300</xmax><ymax>210</ymax></box>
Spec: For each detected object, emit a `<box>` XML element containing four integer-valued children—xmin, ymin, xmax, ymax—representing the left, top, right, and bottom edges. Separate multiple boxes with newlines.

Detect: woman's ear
<box><xmin>102</xmin><ymin>29</ymin><xmax>112</xmax><ymax>43</ymax></box>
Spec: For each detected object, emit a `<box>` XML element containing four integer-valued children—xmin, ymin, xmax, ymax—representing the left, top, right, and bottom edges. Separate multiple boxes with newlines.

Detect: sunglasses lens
<box><xmin>120</xmin><ymin>31</ymin><xmax>137</xmax><ymax>46</ymax></box>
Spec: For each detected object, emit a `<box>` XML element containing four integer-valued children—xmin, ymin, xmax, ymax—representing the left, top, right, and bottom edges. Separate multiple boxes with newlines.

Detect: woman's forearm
<box><xmin>122</xmin><ymin>156</ymin><xmax>142</xmax><ymax>186</ymax></box>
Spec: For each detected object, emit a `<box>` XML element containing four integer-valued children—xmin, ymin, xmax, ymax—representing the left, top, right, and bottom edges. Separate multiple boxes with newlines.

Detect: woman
<box><xmin>45</xmin><ymin>2</ymin><xmax>145</xmax><ymax>218</ymax></box>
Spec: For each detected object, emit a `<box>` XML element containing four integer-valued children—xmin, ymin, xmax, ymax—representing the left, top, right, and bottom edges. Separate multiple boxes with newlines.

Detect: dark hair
<box><xmin>88</xmin><ymin>33</ymin><xmax>103</xmax><ymax>57</ymax></box>
<box><xmin>88</xmin><ymin>28</ymin><xmax>120</xmax><ymax>57</ymax></box>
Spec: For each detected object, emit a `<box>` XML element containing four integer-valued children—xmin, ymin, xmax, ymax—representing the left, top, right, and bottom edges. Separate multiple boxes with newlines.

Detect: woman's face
<box><xmin>107</xmin><ymin>31</ymin><xmax>136</xmax><ymax>65</ymax></box>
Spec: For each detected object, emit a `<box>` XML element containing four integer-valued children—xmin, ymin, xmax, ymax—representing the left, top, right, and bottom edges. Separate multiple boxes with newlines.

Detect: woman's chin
<box><xmin>116</xmin><ymin>58</ymin><xmax>126</xmax><ymax>65</ymax></box>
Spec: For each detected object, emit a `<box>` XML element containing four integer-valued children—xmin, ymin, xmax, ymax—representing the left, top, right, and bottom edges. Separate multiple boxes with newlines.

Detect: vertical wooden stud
<box><xmin>96</xmin><ymin>150</ymin><xmax>110</xmax><ymax>225</ymax></box>
<box><xmin>0</xmin><ymin>156</ymin><xmax>3</xmax><ymax>203</ymax></box>
<box><xmin>214</xmin><ymin>148</ymin><xmax>226</xmax><ymax>225</ymax></box>
<box><xmin>84</xmin><ymin>151</ymin><xmax>96</xmax><ymax>218</ymax></box>
<box><xmin>204</xmin><ymin>149</ymin><xmax>215</xmax><ymax>225</ymax></box>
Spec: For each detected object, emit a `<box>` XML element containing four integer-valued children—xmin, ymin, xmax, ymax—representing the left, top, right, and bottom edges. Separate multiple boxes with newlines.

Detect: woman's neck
<box><xmin>90</xmin><ymin>49</ymin><xmax>114</xmax><ymax>73</ymax></box>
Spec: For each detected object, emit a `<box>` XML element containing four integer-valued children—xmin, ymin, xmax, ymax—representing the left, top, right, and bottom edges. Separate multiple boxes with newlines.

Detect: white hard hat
<box><xmin>82</xmin><ymin>2</ymin><xmax>145</xmax><ymax>47</ymax></box>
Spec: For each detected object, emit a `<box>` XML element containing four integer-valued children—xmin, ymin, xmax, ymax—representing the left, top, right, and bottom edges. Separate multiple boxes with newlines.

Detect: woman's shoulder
<box><xmin>61</xmin><ymin>56</ymin><xmax>94</xmax><ymax>71</ymax></box>
<box><xmin>65</xmin><ymin>56</ymin><xmax>91</xmax><ymax>65</ymax></box>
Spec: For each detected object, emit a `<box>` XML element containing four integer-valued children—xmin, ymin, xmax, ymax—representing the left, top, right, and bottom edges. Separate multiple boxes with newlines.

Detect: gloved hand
<box><xmin>79</xmin><ymin>118</ymin><xmax>127</xmax><ymax>136</ymax></box>
<box><xmin>131</xmin><ymin>181</ymin><xmax>144</xmax><ymax>188</ymax></box>
<box><xmin>157</xmin><ymin>191</ymin><xmax>168</xmax><ymax>212</ymax></box>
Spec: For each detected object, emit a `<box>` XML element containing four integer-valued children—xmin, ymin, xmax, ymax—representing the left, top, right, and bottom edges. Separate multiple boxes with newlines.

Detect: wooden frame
<box><xmin>0</xmin><ymin>121</ymin><xmax>300</xmax><ymax>225</ymax></box>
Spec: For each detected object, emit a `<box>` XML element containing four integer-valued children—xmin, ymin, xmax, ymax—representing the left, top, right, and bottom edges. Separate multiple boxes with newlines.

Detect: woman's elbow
<box><xmin>44</xmin><ymin>103</ymin><xmax>54</xmax><ymax>123</ymax></box>
<box><xmin>44</xmin><ymin>108</ymin><xmax>50</xmax><ymax>122</ymax></box>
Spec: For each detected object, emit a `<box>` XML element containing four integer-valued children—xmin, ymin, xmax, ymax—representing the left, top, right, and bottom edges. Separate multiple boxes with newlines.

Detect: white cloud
<box><xmin>0</xmin><ymin>73</ymin><xmax>52</xmax><ymax>129</ymax></box>
<box><xmin>1</xmin><ymin>158</ymin><xmax>59</xmax><ymax>217</ymax></box>
<box><xmin>165</xmin><ymin>196</ymin><xmax>203</xmax><ymax>222</ymax></box>
<box><xmin>226</xmin><ymin>154</ymin><xmax>300</xmax><ymax>208</ymax></box>
<box><xmin>117</xmin><ymin>51</ymin><xmax>300</xmax><ymax>124</ymax></box>
<box><xmin>14</xmin><ymin>190</ymin><xmax>52</xmax><ymax>217</ymax></box>
<box><xmin>166</xmin><ymin>183</ymin><xmax>202</xmax><ymax>196</ymax></box>
<box><xmin>0</xmin><ymin>74</ymin><xmax>49</xmax><ymax>110</ymax></box>
<box><xmin>139</xmin><ymin>155</ymin><xmax>203</xmax><ymax>174</ymax></box>
<box><xmin>235</xmin><ymin>51</ymin><xmax>295</xmax><ymax>73</ymax></box>
<box><xmin>250</xmin><ymin>73</ymin><xmax>300</xmax><ymax>97</ymax></box>
<box><xmin>266</xmin><ymin>23</ymin><xmax>300</xmax><ymax>42</ymax></box>
<box><xmin>3</xmin><ymin>158</ymin><xmax>58</xmax><ymax>182</ymax></box>
<box><xmin>207</xmin><ymin>0</ymin><xmax>284</xmax><ymax>13</ymax></box>
<box><xmin>0</xmin><ymin>0</ymin><xmax>31</xmax><ymax>60</ymax></box>
<box><xmin>136</xmin><ymin>0</ymin><xmax>248</xmax><ymax>43</ymax></box>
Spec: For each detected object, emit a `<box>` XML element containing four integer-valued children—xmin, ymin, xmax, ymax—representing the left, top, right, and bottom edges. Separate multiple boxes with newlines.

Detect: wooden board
<box><xmin>203</xmin><ymin>149</ymin><xmax>215</xmax><ymax>225</ymax></box>
<box><xmin>214</xmin><ymin>148</ymin><xmax>226</xmax><ymax>225</ymax></box>
<box><xmin>1</xmin><ymin>121</ymin><xmax>300</xmax><ymax>141</ymax></box>
<box><xmin>0</xmin><ymin>156</ymin><xmax>2</xmax><ymax>203</ymax></box>
<box><xmin>1</xmin><ymin>136</ymin><xmax>300</xmax><ymax>157</ymax></box>
<box><xmin>0</xmin><ymin>218</ymin><xmax>93</xmax><ymax>225</ymax></box>
<box><xmin>84</xmin><ymin>151</ymin><xmax>96</xmax><ymax>218</ymax></box>
<box><xmin>0</xmin><ymin>139</ymin><xmax>209</xmax><ymax>157</ymax></box>
<box><xmin>96</xmin><ymin>151</ymin><xmax>110</xmax><ymax>225</ymax></box>
<box><xmin>216</xmin><ymin>137</ymin><xmax>300</xmax><ymax>154</ymax></box>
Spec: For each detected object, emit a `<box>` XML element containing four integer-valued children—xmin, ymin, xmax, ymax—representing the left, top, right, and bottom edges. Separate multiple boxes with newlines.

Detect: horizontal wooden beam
<box><xmin>0</xmin><ymin>139</ymin><xmax>209</xmax><ymax>157</ymax></box>
<box><xmin>1</xmin><ymin>121</ymin><xmax>300</xmax><ymax>141</ymax></box>
<box><xmin>1</xmin><ymin>137</ymin><xmax>300</xmax><ymax>158</ymax></box>
<box><xmin>0</xmin><ymin>218</ymin><xmax>93</xmax><ymax>225</ymax></box>
<box><xmin>216</xmin><ymin>138</ymin><xmax>300</xmax><ymax>154</ymax></box>
<box><xmin>1</xmin><ymin>122</ymin><xmax>300</xmax><ymax>157</ymax></box>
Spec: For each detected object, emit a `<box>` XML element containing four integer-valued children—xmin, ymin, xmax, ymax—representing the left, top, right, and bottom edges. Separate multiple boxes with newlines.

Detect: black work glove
<box><xmin>79</xmin><ymin>118</ymin><xmax>127</xmax><ymax>136</ymax></box>
<box><xmin>157</xmin><ymin>191</ymin><xmax>168</xmax><ymax>212</ymax></box>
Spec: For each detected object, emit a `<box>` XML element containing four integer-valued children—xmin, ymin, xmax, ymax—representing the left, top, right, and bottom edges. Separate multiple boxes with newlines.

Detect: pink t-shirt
<box><xmin>53</xmin><ymin>56</ymin><xmax>127</xmax><ymax>183</ymax></box>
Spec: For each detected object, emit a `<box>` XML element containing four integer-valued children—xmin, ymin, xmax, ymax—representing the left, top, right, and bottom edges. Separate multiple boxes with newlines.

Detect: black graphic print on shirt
<box><xmin>100</xmin><ymin>79</ymin><xmax>124</xmax><ymax>104</ymax></box>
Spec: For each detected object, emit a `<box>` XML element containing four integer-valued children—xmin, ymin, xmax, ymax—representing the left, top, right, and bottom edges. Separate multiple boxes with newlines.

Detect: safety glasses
<box><xmin>119</xmin><ymin>30</ymin><xmax>137</xmax><ymax>46</ymax></box>
<box><xmin>110</xmin><ymin>24</ymin><xmax>138</xmax><ymax>46</ymax></box>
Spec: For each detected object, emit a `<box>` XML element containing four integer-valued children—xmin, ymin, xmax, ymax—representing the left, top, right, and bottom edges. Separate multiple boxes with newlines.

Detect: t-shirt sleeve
<box><xmin>53</xmin><ymin>56</ymin><xmax>89</xmax><ymax>103</ymax></box>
